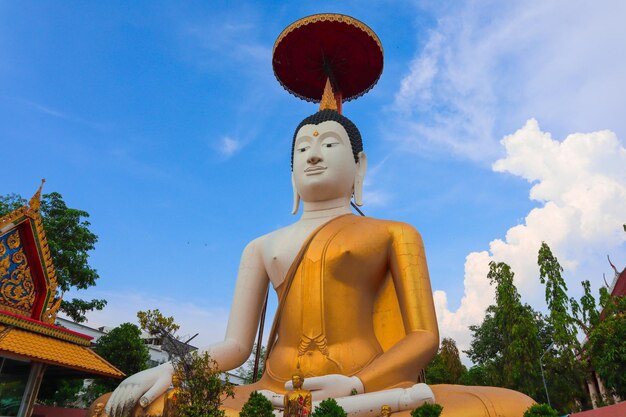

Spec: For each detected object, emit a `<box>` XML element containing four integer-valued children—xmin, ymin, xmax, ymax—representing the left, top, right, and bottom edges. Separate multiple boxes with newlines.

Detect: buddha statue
<box><xmin>103</xmin><ymin>106</ymin><xmax>535</xmax><ymax>417</ymax></box>
<box><xmin>283</xmin><ymin>373</ymin><xmax>312</xmax><ymax>417</ymax></box>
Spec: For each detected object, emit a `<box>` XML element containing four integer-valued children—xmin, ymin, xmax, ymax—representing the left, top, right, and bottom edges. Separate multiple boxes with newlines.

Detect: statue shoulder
<box><xmin>359</xmin><ymin>217</ymin><xmax>424</xmax><ymax>241</ymax></box>
<box><xmin>243</xmin><ymin>223</ymin><xmax>297</xmax><ymax>256</ymax></box>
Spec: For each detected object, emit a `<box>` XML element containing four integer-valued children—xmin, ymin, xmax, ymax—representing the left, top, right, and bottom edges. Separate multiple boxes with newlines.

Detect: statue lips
<box><xmin>304</xmin><ymin>166</ymin><xmax>327</xmax><ymax>175</ymax></box>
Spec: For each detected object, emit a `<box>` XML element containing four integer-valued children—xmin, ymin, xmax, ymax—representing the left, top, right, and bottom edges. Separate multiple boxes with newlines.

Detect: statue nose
<box><xmin>307</xmin><ymin>155</ymin><xmax>322</xmax><ymax>164</ymax></box>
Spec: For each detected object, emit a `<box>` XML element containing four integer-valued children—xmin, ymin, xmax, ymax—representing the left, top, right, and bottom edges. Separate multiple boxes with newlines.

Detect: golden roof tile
<box><xmin>0</xmin><ymin>325</ymin><xmax>124</xmax><ymax>378</ymax></box>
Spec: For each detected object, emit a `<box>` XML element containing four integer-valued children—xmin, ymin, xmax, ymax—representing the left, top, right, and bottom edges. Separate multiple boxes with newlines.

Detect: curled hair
<box><xmin>291</xmin><ymin>110</ymin><xmax>363</xmax><ymax>170</ymax></box>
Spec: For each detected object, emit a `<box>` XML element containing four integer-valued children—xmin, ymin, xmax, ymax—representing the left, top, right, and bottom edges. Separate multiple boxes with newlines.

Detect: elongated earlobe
<box><xmin>291</xmin><ymin>173</ymin><xmax>300</xmax><ymax>214</ymax></box>
<box><xmin>353</xmin><ymin>151</ymin><xmax>368</xmax><ymax>206</ymax></box>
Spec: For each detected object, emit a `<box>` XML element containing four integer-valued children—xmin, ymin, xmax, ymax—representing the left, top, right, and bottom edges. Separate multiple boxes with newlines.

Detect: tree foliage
<box><xmin>137</xmin><ymin>308</ymin><xmax>180</xmax><ymax>337</ymax></box>
<box><xmin>410</xmin><ymin>403</ymin><xmax>443</xmax><ymax>417</ymax></box>
<box><xmin>311</xmin><ymin>398</ymin><xmax>347</xmax><ymax>417</ymax></box>
<box><xmin>137</xmin><ymin>308</ymin><xmax>196</xmax><ymax>363</ymax></box>
<box><xmin>36</xmin><ymin>378</ymin><xmax>83</xmax><ymax>407</ymax></box>
<box><xmin>522</xmin><ymin>403</ymin><xmax>559</xmax><ymax>417</ymax></box>
<box><xmin>173</xmin><ymin>351</ymin><xmax>234</xmax><ymax>417</ymax></box>
<box><xmin>466</xmin><ymin>262</ymin><xmax>545</xmax><ymax>401</ymax></box>
<box><xmin>459</xmin><ymin>364</ymin><xmax>490</xmax><ymax>386</ymax></box>
<box><xmin>425</xmin><ymin>338</ymin><xmax>467</xmax><ymax>384</ymax></box>
<box><xmin>588</xmin><ymin>294</ymin><xmax>626</xmax><ymax>398</ymax></box>
<box><xmin>136</xmin><ymin>309</ymin><xmax>233</xmax><ymax>416</ymax></box>
<box><xmin>90</xmin><ymin>322</ymin><xmax>149</xmax><ymax>396</ymax></box>
<box><xmin>537</xmin><ymin>243</ymin><xmax>588</xmax><ymax>411</ymax></box>
<box><xmin>0</xmin><ymin>192</ymin><xmax>106</xmax><ymax>322</ymax></box>
<box><xmin>239</xmin><ymin>391</ymin><xmax>274</xmax><ymax>417</ymax></box>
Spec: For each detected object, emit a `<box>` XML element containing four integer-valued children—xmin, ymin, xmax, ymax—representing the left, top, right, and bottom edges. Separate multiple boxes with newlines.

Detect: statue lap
<box><xmin>89</xmin><ymin>384</ymin><xmax>534</xmax><ymax>417</ymax></box>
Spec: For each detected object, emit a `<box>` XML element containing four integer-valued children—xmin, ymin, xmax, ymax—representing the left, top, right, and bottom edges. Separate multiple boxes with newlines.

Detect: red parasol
<box><xmin>272</xmin><ymin>14</ymin><xmax>384</xmax><ymax>105</ymax></box>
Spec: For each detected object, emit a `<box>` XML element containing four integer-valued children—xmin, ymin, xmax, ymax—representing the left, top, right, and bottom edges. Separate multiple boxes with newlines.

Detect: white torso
<box><xmin>257</xmin><ymin>205</ymin><xmax>353</xmax><ymax>289</ymax></box>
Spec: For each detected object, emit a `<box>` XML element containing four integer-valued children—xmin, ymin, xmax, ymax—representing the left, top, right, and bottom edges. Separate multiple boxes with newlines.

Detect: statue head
<box><xmin>291</xmin><ymin>373</ymin><xmax>304</xmax><ymax>389</ymax></box>
<box><xmin>291</xmin><ymin>109</ymin><xmax>367</xmax><ymax>213</ymax></box>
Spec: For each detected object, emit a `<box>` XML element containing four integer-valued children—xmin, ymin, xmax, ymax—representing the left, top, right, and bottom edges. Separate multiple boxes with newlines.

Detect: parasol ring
<box><xmin>272</xmin><ymin>13</ymin><xmax>384</xmax><ymax>103</ymax></box>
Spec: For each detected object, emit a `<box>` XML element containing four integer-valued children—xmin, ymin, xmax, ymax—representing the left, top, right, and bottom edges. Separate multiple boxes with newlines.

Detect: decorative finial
<box><xmin>28</xmin><ymin>179</ymin><xmax>46</xmax><ymax>212</ymax></box>
<box><xmin>319</xmin><ymin>78</ymin><xmax>338</xmax><ymax>112</ymax></box>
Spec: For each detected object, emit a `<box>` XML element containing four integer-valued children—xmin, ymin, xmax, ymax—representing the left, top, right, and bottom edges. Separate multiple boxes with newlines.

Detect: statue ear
<box><xmin>353</xmin><ymin>151</ymin><xmax>368</xmax><ymax>206</ymax></box>
<box><xmin>291</xmin><ymin>173</ymin><xmax>300</xmax><ymax>215</ymax></box>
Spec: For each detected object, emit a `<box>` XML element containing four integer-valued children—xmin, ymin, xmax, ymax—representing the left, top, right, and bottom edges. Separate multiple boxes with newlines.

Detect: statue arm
<box><xmin>105</xmin><ymin>238</ymin><xmax>269</xmax><ymax>416</ymax></box>
<box><xmin>200</xmin><ymin>237</ymin><xmax>270</xmax><ymax>371</ymax></box>
<box><xmin>356</xmin><ymin>223</ymin><xmax>439</xmax><ymax>392</ymax></box>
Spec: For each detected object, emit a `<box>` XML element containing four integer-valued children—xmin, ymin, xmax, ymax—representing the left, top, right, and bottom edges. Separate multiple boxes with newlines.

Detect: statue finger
<box><xmin>115</xmin><ymin>385</ymin><xmax>133</xmax><ymax>417</ymax></box>
<box><xmin>140</xmin><ymin>376</ymin><xmax>171</xmax><ymax>408</ymax></box>
<box><xmin>107</xmin><ymin>387</ymin><xmax>123</xmax><ymax>417</ymax></box>
<box><xmin>105</xmin><ymin>388</ymin><xmax>119</xmax><ymax>416</ymax></box>
<box><xmin>122</xmin><ymin>386</ymin><xmax>142</xmax><ymax>416</ymax></box>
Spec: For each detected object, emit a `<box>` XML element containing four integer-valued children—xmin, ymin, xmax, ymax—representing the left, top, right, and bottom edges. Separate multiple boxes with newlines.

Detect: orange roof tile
<box><xmin>0</xmin><ymin>325</ymin><xmax>124</xmax><ymax>378</ymax></box>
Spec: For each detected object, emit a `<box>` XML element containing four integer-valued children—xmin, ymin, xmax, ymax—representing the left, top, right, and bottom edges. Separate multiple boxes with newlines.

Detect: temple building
<box><xmin>0</xmin><ymin>183</ymin><xmax>123</xmax><ymax>417</ymax></box>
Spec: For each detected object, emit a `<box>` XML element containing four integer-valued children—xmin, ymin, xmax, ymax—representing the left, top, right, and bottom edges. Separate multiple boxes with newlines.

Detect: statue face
<box><xmin>293</xmin><ymin>121</ymin><xmax>359</xmax><ymax>203</ymax></box>
<box><xmin>292</xmin><ymin>374</ymin><xmax>303</xmax><ymax>389</ymax></box>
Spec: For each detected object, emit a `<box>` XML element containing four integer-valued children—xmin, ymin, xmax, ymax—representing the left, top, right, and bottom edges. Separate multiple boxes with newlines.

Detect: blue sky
<box><xmin>2</xmin><ymin>1</ymin><xmax>625</xmax><ymax>359</ymax></box>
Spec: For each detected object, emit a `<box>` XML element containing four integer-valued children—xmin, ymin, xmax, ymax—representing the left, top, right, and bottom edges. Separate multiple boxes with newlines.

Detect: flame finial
<box><xmin>319</xmin><ymin>78</ymin><xmax>338</xmax><ymax>112</ymax></box>
<box><xmin>29</xmin><ymin>179</ymin><xmax>46</xmax><ymax>212</ymax></box>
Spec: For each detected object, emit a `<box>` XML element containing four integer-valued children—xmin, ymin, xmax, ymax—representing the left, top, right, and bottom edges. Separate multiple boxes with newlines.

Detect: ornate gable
<box><xmin>0</xmin><ymin>180</ymin><xmax>60</xmax><ymax>324</ymax></box>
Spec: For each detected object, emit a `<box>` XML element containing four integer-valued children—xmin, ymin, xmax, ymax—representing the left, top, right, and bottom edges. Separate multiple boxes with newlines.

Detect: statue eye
<box><xmin>298</xmin><ymin>146</ymin><xmax>309</xmax><ymax>153</ymax></box>
<box><xmin>324</xmin><ymin>142</ymin><xmax>338</xmax><ymax>148</ymax></box>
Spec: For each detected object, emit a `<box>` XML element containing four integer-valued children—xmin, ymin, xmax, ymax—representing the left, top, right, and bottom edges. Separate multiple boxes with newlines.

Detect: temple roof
<box><xmin>0</xmin><ymin>325</ymin><xmax>124</xmax><ymax>378</ymax></box>
<box><xmin>0</xmin><ymin>182</ymin><xmax>123</xmax><ymax>379</ymax></box>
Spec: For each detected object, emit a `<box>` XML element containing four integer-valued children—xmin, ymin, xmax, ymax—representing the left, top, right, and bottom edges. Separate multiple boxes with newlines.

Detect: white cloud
<box><xmin>434</xmin><ymin>120</ymin><xmax>626</xmax><ymax>362</ymax></box>
<box><xmin>74</xmin><ymin>291</ymin><xmax>230</xmax><ymax>348</ymax></box>
<box><xmin>217</xmin><ymin>136</ymin><xmax>242</xmax><ymax>157</ymax></box>
<box><xmin>389</xmin><ymin>0</ymin><xmax>626</xmax><ymax>161</ymax></box>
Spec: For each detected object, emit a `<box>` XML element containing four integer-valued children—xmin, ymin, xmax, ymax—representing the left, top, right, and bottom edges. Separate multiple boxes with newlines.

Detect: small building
<box><xmin>55</xmin><ymin>317</ymin><xmax>246</xmax><ymax>385</ymax></box>
<box><xmin>0</xmin><ymin>183</ymin><xmax>123</xmax><ymax>417</ymax></box>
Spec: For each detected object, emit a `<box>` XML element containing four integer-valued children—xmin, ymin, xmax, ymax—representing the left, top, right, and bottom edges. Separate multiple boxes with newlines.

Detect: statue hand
<box><xmin>258</xmin><ymin>389</ymin><xmax>284</xmax><ymax>408</ymax></box>
<box><xmin>105</xmin><ymin>362</ymin><xmax>174</xmax><ymax>417</ymax></box>
<box><xmin>284</xmin><ymin>374</ymin><xmax>364</xmax><ymax>401</ymax></box>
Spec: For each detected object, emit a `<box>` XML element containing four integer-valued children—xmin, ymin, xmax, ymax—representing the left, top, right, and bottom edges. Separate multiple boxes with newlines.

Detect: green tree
<box><xmin>135</xmin><ymin>310</ymin><xmax>233</xmax><ymax>416</ymax></box>
<box><xmin>538</xmin><ymin>243</ymin><xmax>578</xmax><ymax>347</ymax></box>
<box><xmin>425</xmin><ymin>338</ymin><xmax>467</xmax><ymax>384</ymax></box>
<box><xmin>410</xmin><ymin>403</ymin><xmax>443</xmax><ymax>417</ymax></box>
<box><xmin>85</xmin><ymin>322</ymin><xmax>149</xmax><ymax>400</ymax></box>
<box><xmin>311</xmin><ymin>398</ymin><xmax>347</xmax><ymax>417</ymax></box>
<box><xmin>173</xmin><ymin>351</ymin><xmax>234</xmax><ymax>417</ymax></box>
<box><xmin>36</xmin><ymin>378</ymin><xmax>83</xmax><ymax>407</ymax></box>
<box><xmin>137</xmin><ymin>308</ymin><xmax>180</xmax><ymax>337</ymax></box>
<box><xmin>522</xmin><ymin>403</ymin><xmax>558</xmax><ymax>417</ymax></box>
<box><xmin>588</xmin><ymin>293</ymin><xmax>626</xmax><ymax>398</ymax></box>
<box><xmin>239</xmin><ymin>391</ymin><xmax>274</xmax><ymax>417</ymax></box>
<box><xmin>459</xmin><ymin>364</ymin><xmax>490</xmax><ymax>386</ymax></box>
<box><xmin>466</xmin><ymin>262</ymin><xmax>544</xmax><ymax>401</ymax></box>
<box><xmin>0</xmin><ymin>192</ymin><xmax>106</xmax><ymax>322</ymax></box>
<box><xmin>537</xmin><ymin>243</ymin><xmax>589</xmax><ymax>411</ymax></box>
<box><xmin>137</xmin><ymin>308</ymin><xmax>197</xmax><ymax>363</ymax></box>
